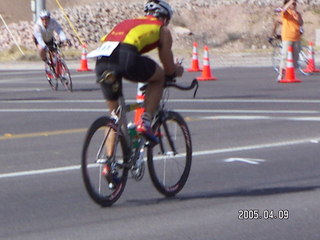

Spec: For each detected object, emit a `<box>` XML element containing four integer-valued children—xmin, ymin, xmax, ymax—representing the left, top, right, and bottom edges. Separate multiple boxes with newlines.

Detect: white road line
<box><xmin>200</xmin><ymin>115</ymin><xmax>320</xmax><ymax>121</ymax></box>
<box><xmin>2</xmin><ymin>98</ymin><xmax>320</xmax><ymax>104</ymax></box>
<box><xmin>0</xmin><ymin>109</ymin><xmax>319</xmax><ymax>115</ymax></box>
<box><xmin>0</xmin><ymin>70</ymin><xmax>40</xmax><ymax>76</ymax></box>
<box><xmin>0</xmin><ymin>165</ymin><xmax>80</xmax><ymax>178</ymax></box>
<box><xmin>1</xmin><ymin>99</ymin><xmax>106</xmax><ymax>103</ymax></box>
<box><xmin>0</xmin><ymin>109</ymin><xmax>107</xmax><ymax>112</ymax></box>
<box><xmin>0</xmin><ymin>88</ymin><xmax>46</xmax><ymax>92</ymax></box>
<box><xmin>1</xmin><ymin>137</ymin><xmax>319</xmax><ymax>179</ymax></box>
<box><xmin>178</xmin><ymin>109</ymin><xmax>319</xmax><ymax>114</ymax></box>
<box><xmin>224</xmin><ymin>158</ymin><xmax>265</xmax><ymax>165</ymax></box>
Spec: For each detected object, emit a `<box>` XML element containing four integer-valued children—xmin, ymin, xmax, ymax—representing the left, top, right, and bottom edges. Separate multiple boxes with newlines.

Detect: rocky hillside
<box><xmin>0</xmin><ymin>0</ymin><xmax>320</xmax><ymax>58</ymax></box>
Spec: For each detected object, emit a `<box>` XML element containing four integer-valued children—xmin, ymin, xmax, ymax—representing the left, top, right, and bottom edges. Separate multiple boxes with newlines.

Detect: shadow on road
<box><xmin>126</xmin><ymin>185</ymin><xmax>319</xmax><ymax>206</ymax></box>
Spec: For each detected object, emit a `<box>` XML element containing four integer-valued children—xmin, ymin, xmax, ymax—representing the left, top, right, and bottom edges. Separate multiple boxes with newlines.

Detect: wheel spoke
<box><xmin>81</xmin><ymin>117</ymin><xmax>128</xmax><ymax>207</ymax></box>
<box><xmin>148</xmin><ymin>111</ymin><xmax>192</xmax><ymax>197</ymax></box>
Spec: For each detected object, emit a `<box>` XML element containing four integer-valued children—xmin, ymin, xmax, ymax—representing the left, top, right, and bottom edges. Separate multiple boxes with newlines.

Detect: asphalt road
<box><xmin>0</xmin><ymin>65</ymin><xmax>320</xmax><ymax>240</ymax></box>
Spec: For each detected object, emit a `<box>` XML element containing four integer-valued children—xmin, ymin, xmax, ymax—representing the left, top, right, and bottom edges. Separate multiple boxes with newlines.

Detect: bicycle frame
<box><xmin>48</xmin><ymin>48</ymin><xmax>63</xmax><ymax>78</ymax></box>
<box><xmin>108</xmin><ymin>79</ymin><xmax>197</xmax><ymax>167</ymax></box>
<box><xmin>110</xmin><ymin>95</ymin><xmax>145</xmax><ymax>164</ymax></box>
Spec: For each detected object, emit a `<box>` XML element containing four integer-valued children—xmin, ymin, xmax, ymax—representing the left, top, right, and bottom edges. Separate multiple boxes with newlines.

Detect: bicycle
<box><xmin>45</xmin><ymin>41</ymin><xmax>72</xmax><ymax>91</ymax></box>
<box><xmin>269</xmin><ymin>36</ymin><xmax>310</xmax><ymax>76</ymax></box>
<box><xmin>81</xmin><ymin>76</ymin><xmax>198</xmax><ymax>207</ymax></box>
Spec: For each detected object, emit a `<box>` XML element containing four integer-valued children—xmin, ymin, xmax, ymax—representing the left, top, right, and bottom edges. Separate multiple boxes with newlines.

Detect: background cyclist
<box><xmin>93</xmin><ymin>0</ymin><xmax>183</xmax><ymax>142</ymax></box>
<box><xmin>269</xmin><ymin>7</ymin><xmax>282</xmax><ymax>42</ymax></box>
<box><xmin>33</xmin><ymin>10</ymin><xmax>69</xmax><ymax>65</ymax></box>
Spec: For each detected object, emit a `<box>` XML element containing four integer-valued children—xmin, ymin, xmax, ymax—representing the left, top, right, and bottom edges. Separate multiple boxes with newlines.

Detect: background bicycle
<box><xmin>269</xmin><ymin>37</ymin><xmax>310</xmax><ymax>76</ymax></box>
<box><xmin>45</xmin><ymin>41</ymin><xmax>72</xmax><ymax>91</ymax></box>
<box><xmin>81</xmin><ymin>78</ymin><xmax>198</xmax><ymax>207</ymax></box>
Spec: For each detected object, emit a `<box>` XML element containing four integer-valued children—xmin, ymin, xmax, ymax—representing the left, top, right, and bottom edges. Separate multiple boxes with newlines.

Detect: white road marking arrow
<box><xmin>224</xmin><ymin>158</ymin><xmax>265</xmax><ymax>165</ymax></box>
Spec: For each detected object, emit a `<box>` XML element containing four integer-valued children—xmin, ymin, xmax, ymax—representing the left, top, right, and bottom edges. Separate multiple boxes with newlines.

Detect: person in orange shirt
<box><xmin>278</xmin><ymin>0</ymin><xmax>303</xmax><ymax>81</ymax></box>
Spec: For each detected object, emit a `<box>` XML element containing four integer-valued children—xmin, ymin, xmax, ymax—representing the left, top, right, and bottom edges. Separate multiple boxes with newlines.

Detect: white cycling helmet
<box><xmin>144</xmin><ymin>0</ymin><xmax>173</xmax><ymax>20</ymax></box>
<box><xmin>39</xmin><ymin>10</ymin><xmax>51</xmax><ymax>19</ymax></box>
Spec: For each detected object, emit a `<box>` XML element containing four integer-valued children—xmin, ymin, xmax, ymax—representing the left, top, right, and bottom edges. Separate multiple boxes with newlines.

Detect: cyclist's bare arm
<box><xmin>282</xmin><ymin>0</ymin><xmax>295</xmax><ymax>11</ymax></box>
<box><xmin>282</xmin><ymin>0</ymin><xmax>303</xmax><ymax>26</ymax></box>
<box><xmin>158</xmin><ymin>26</ymin><xmax>183</xmax><ymax>78</ymax></box>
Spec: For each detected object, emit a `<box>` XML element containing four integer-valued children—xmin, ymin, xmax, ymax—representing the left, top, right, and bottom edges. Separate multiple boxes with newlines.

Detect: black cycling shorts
<box><xmin>33</xmin><ymin>36</ymin><xmax>55</xmax><ymax>51</ymax></box>
<box><xmin>95</xmin><ymin>43</ymin><xmax>157</xmax><ymax>100</ymax></box>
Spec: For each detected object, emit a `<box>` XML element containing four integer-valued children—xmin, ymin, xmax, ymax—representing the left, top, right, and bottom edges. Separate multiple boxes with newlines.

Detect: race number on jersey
<box><xmin>87</xmin><ymin>41</ymin><xmax>120</xmax><ymax>58</ymax></box>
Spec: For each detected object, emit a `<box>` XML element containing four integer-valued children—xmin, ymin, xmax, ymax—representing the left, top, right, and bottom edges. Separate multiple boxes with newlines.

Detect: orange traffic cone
<box><xmin>304</xmin><ymin>42</ymin><xmax>320</xmax><ymax>73</ymax></box>
<box><xmin>77</xmin><ymin>44</ymin><xmax>92</xmax><ymax>72</ymax></box>
<box><xmin>196</xmin><ymin>46</ymin><xmax>217</xmax><ymax>81</ymax></box>
<box><xmin>279</xmin><ymin>45</ymin><xmax>301</xmax><ymax>83</ymax></box>
<box><xmin>134</xmin><ymin>82</ymin><xmax>145</xmax><ymax>125</ymax></box>
<box><xmin>187</xmin><ymin>42</ymin><xmax>201</xmax><ymax>72</ymax></box>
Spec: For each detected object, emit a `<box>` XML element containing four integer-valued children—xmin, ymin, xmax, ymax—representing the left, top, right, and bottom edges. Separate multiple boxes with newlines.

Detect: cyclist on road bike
<box><xmin>33</xmin><ymin>10</ymin><xmax>69</xmax><ymax>64</ymax></box>
<box><xmin>91</xmin><ymin>0</ymin><xmax>183</xmax><ymax>143</ymax></box>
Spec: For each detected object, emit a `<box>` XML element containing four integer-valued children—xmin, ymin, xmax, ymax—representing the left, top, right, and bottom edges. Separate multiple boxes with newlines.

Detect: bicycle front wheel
<box><xmin>298</xmin><ymin>46</ymin><xmax>310</xmax><ymax>76</ymax></box>
<box><xmin>59</xmin><ymin>59</ymin><xmax>72</xmax><ymax>91</ymax></box>
<box><xmin>81</xmin><ymin>116</ymin><xmax>129</xmax><ymax>207</ymax></box>
<box><xmin>147</xmin><ymin>111</ymin><xmax>192</xmax><ymax>197</ymax></box>
<box><xmin>45</xmin><ymin>62</ymin><xmax>58</xmax><ymax>91</ymax></box>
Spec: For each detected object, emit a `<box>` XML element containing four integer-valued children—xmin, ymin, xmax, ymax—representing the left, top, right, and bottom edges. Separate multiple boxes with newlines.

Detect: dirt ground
<box><xmin>0</xmin><ymin>0</ymin><xmax>138</xmax><ymax>23</ymax></box>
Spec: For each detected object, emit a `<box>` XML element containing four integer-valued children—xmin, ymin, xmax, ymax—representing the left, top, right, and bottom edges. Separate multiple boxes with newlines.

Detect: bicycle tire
<box><xmin>59</xmin><ymin>59</ymin><xmax>73</xmax><ymax>92</ymax></box>
<box><xmin>81</xmin><ymin>116</ymin><xmax>129</xmax><ymax>207</ymax></box>
<box><xmin>298</xmin><ymin>46</ymin><xmax>310</xmax><ymax>76</ymax></box>
<box><xmin>271</xmin><ymin>44</ymin><xmax>282</xmax><ymax>73</ymax></box>
<box><xmin>45</xmin><ymin>62</ymin><xmax>58</xmax><ymax>91</ymax></box>
<box><xmin>147</xmin><ymin>111</ymin><xmax>192</xmax><ymax>197</ymax></box>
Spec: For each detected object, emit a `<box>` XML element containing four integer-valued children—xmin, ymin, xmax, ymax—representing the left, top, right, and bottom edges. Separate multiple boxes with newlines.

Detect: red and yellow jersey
<box><xmin>281</xmin><ymin>9</ymin><xmax>301</xmax><ymax>41</ymax></box>
<box><xmin>100</xmin><ymin>16</ymin><xmax>164</xmax><ymax>54</ymax></box>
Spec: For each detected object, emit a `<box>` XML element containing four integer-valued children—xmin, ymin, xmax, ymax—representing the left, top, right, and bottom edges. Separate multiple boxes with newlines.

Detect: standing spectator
<box><xmin>278</xmin><ymin>0</ymin><xmax>303</xmax><ymax>81</ymax></box>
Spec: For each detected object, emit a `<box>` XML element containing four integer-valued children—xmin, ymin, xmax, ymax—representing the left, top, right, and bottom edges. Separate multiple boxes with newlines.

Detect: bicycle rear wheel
<box><xmin>59</xmin><ymin>59</ymin><xmax>72</xmax><ymax>92</ymax></box>
<box><xmin>81</xmin><ymin>116</ymin><xmax>129</xmax><ymax>207</ymax></box>
<box><xmin>147</xmin><ymin>111</ymin><xmax>192</xmax><ymax>197</ymax></box>
<box><xmin>271</xmin><ymin>45</ymin><xmax>282</xmax><ymax>73</ymax></box>
<box><xmin>298</xmin><ymin>46</ymin><xmax>310</xmax><ymax>76</ymax></box>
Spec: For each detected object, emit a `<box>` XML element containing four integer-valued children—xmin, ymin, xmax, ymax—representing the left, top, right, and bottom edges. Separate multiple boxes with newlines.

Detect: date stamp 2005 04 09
<box><xmin>238</xmin><ymin>209</ymin><xmax>289</xmax><ymax>220</ymax></box>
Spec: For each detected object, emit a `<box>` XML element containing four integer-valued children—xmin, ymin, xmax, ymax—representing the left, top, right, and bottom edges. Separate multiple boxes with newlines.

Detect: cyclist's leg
<box><xmin>123</xmin><ymin>55</ymin><xmax>164</xmax><ymax>142</ymax></box>
<box><xmin>104</xmin><ymin>100</ymin><xmax>118</xmax><ymax>157</ymax></box>
<box><xmin>96</xmin><ymin>56</ymin><xmax>122</xmax><ymax>108</ymax></box>
<box><xmin>38</xmin><ymin>46</ymin><xmax>47</xmax><ymax>62</ymax></box>
<box><xmin>96</xmin><ymin>57</ymin><xmax>122</xmax><ymax>157</ymax></box>
<box><xmin>35</xmin><ymin>43</ymin><xmax>47</xmax><ymax>62</ymax></box>
<box><xmin>33</xmin><ymin>36</ymin><xmax>50</xmax><ymax>62</ymax></box>
<box><xmin>144</xmin><ymin>64</ymin><xmax>165</xmax><ymax>116</ymax></box>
